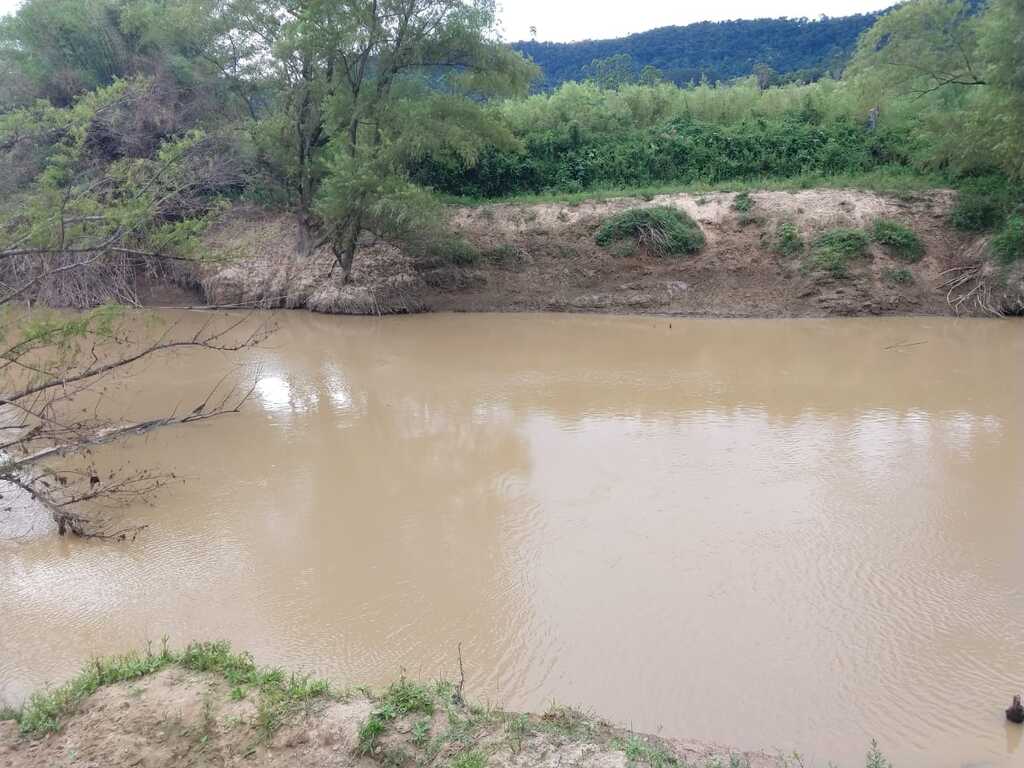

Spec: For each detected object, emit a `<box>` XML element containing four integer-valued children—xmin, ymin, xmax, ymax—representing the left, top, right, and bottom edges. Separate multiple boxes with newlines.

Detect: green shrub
<box><xmin>992</xmin><ymin>214</ymin><xmax>1024</xmax><ymax>264</ymax></box>
<box><xmin>951</xmin><ymin>177</ymin><xmax>1021</xmax><ymax>232</ymax></box>
<box><xmin>732</xmin><ymin>191</ymin><xmax>753</xmax><ymax>212</ymax></box>
<box><xmin>595</xmin><ymin>206</ymin><xmax>704</xmax><ymax>256</ymax></box>
<box><xmin>871</xmin><ymin>219</ymin><xmax>923</xmax><ymax>262</ymax></box>
<box><xmin>882</xmin><ymin>267</ymin><xmax>914</xmax><ymax>285</ymax></box>
<box><xmin>771</xmin><ymin>222</ymin><xmax>804</xmax><ymax>256</ymax></box>
<box><xmin>809</xmin><ymin>228</ymin><xmax>870</xmax><ymax>277</ymax></box>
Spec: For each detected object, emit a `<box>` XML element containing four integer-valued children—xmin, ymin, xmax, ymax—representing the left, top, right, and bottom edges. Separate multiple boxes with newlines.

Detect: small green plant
<box><xmin>992</xmin><ymin>214</ymin><xmax>1024</xmax><ymax>264</ymax></box>
<box><xmin>732</xmin><ymin>192</ymin><xmax>753</xmax><ymax>213</ymax></box>
<box><xmin>865</xmin><ymin>740</ymin><xmax>892</xmax><ymax>768</ymax></box>
<box><xmin>871</xmin><ymin>219</ymin><xmax>923</xmax><ymax>262</ymax></box>
<box><xmin>358</xmin><ymin>715</ymin><xmax>387</xmax><ymax>755</ymax></box>
<box><xmin>772</xmin><ymin>222</ymin><xmax>804</xmax><ymax>256</ymax></box>
<box><xmin>595</xmin><ymin>206</ymin><xmax>705</xmax><ymax>256</ymax></box>
<box><xmin>358</xmin><ymin>678</ymin><xmax>436</xmax><ymax>754</ymax></box>
<box><xmin>614</xmin><ymin>735</ymin><xmax>679</xmax><ymax>768</ymax></box>
<box><xmin>882</xmin><ymin>267</ymin><xmax>914</xmax><ymax>285</ymax></box>
<box><xmin>809</xmin><ymin>228</ymin><xmax>871</xmax><ymax>277</ymax></box>
<box><xmin>412</xmin><ymin>717</ymin><xmax>432</xmax><ymax>747</ymax></box>
<box><xmin>540</xmin><ymin>704</ymin><xmax>592</xmax><ymax>740</ymax></box>
<box><xmin>450</xmin><ymin>749</ymin><xmax>488</xmax><ymax>768</ymax></box>
<box><xmin>504</xmin><ymin>713</ymin><xmax>532</xmax><ymax>752</ymax></box>
<box><xmin>0</xmin><ymin>705</ymin><xmax>21</xmax><ymax>723</ymax></box>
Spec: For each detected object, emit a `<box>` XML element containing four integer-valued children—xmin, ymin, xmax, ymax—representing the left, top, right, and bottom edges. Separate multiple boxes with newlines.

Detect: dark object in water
<box><xmin>1008</xmin><ymin>695</ymin><xmax>1024</xmax><ymax>724</ymax></box>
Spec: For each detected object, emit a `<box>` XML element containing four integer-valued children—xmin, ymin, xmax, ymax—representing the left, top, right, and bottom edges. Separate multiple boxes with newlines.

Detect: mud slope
<box><xmin>194</xmin><ymin>190</ymin><xmax>1021</xmax><ymax>317</ymax></box>
<box><xmin>0</xmin><ymin>666</ymin><xmax>775</xmax><ymax>768</ymax></box>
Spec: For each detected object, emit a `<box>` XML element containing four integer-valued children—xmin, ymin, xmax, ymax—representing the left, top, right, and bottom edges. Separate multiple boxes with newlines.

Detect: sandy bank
<box><xmin>161</xmin><ymin>189</ymin><xmax>1023</xmax><ymax>318</ymax></box>
<box><xmin>0</xmin><ymin>647</ymin><xmax>776</xmax><ymax>768</ymax></box>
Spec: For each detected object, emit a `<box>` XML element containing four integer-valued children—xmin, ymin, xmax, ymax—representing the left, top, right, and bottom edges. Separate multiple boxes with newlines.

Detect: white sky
<box><xmin>0</xmin><ymin>0</ymin><xmax>891</xmax><ymax>43</ymax></box>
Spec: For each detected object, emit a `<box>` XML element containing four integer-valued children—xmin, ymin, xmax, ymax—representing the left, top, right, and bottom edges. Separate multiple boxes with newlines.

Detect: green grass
<box><xmin>614</xmin><ymin>735</ymin><xmax>681</xmax><ymax>768</ymax></box>
<box><xmin>882</xmin><ymin>267</ymin><xmax>914</xmax><ymax>285</ymax></box>
<box><xmin>539</xmin><ymin>704</ymin><xmax>594</xmax><ymax>740</ymax></box>
<box><xmin>596</xmin><ymin>206</ymin><xmax>705</xmax><ymax>256</ymax></box>
<box><xmin>13</xmin><ymin>641</ymin><xmax>333</xmax><ymax>740</ymax></box>
<box><xmin>504</xmin><ymin>712</ymin><xmax>533</xmax><ymax>752</ymax></box>
<box><xmin>732</xmin><ymin>192</ymin><xmax>753</xmax><ymax>213</ymax></box>
<box><xmin>411</xmin><ymin>717</ymin><xmax>432</xmax><ymax>747</ymax></box>
<box><xmin>809</xmin><ymin>228</ymin><xmax>871</xmax><ymax>277</ymax></box>
<box><xmin>992</xmin><ymin>214</ymin><xmax>1024</xmax><ymax>265</ymax></box>
<box><xmin>871</xmin><ymin>219</ymin><xmax>924</xmax><ymax>262</ymax></box>
<box><xmin>440</xmin><ymin>170</ymin><xmax>946</xmax><ymax>207</ymax></box>
<box><xmin>358</xmin><ymin>678</ymin><xmax>437</xmax><ymax>754</ymax></box>
<box><xmin>771</xmin><ymin>221</ymin><xmax>804</xmax><ymax>256</ymax></box>
<box><xmin>450</xmin><ymin>750</ymin><xmax>488</xmax><ymax>768</ymax></box>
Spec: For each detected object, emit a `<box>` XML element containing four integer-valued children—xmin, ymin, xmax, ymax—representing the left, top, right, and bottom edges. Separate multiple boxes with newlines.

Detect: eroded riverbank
<box><xmin>174</xmin><ymin>190</ymin><xmax>1024</xmax><ymax>317</ymax></box>
<box><xmin>0</xmin><ymin>643</ymin><xmax>777</xmax><ymax>768</ymax></box>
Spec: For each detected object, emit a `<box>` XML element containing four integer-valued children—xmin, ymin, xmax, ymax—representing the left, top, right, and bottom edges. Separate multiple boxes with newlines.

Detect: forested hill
<box><xmin>513</xmin><ymin>12</ymin><xmax>885</xmax><ymax>88</ymax></box>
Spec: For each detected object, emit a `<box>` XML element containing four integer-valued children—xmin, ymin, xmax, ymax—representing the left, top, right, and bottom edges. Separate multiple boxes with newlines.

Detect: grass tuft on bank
<box><xmin>871</xmin><ymin>219</ymin><xmax>924</xmax><ymax>262</ymax></box>
<box><xmin>11</xmin><ymin>640</ymin><xmax>333</xmax><ymax>739</ymax></box>
<box><xmin>808</xmin><ymin>228</ymin><xmax>871</xmax><ymax>277</ymax></box>
<box><xmin>596</xmin><ymin>206</ymin><xmax>705</xmax><ymax>256</ymax></box>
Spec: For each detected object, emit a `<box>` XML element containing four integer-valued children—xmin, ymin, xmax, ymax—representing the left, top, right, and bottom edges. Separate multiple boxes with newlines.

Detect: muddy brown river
<box><xmin>2</xmin><ymin>313</ymin><xmax>1023</xmax><ymax>766</ymax></box>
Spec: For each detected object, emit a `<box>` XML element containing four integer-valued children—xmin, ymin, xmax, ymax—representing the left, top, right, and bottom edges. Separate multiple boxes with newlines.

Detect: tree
<box><xmin>271</xmin><ymin>0</ymin><xmax>538</xmax><ymax>281</ymax></box>
<box><xmin>847</xmin><ymin>0</ymin><xmax>985</xmax><ymax>98</ymax></box>
<box><xmin>583</xmin><ymin>54</ymin><xmax>637</xmax><ymax>90</ymax></box>
<box><xmin>973</xmin><ymin>0</ymin><xmax>1024</xmax><ymax>179</ymax></box>
<box><xmin>1</xmin><ymin>78</ymin><xmax>248</xmax><ymax>307</ymax></box>
<box><xmin>847</xmin><ymin>0</ymin><xmax>1024</xmax><ymax>179</ymax></box>
<box><xmin>752</xmin><ymin>62</ymin><xmax>776</xmax><ymax>91</ymax></box>
<box><xmin>638</xmin><ymin>64</ymin><xmax>665</xmax><ymax>86</ymax></box>
<box><xmin>0</xmin><ymin>305</ymin><xmax>269</xmax><ymax>538</ymax></box>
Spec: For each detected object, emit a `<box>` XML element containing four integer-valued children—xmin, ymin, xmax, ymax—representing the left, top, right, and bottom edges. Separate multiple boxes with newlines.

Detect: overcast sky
<box><xmin>0</xmin><ymin>0</ymin><xmax>891</xmax><ymax>43</ymax></box>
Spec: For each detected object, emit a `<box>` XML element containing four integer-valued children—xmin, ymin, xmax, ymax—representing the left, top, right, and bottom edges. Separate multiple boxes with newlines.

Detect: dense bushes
<box><xmin>951</xmin><ymin>176</ymin><xmax>1024</xmax><ymax>232</ymax></box>
<box><xmin>412</xmin><ymin>116</ymin><xmax>909</xmax><ymax>198</ymax></box>
<box><xmin>595</xmin><ymin>207</ymin><xmax>705</xmax><ymax>256</ymax></box>
<box><xmin>992</xmin><ymin>215</ymin><xmax>1024</xmax><ymax>265</ymax></box>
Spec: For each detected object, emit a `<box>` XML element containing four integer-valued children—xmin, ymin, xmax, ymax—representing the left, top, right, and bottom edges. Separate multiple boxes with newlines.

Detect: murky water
<box><xmin>2</xmin><ymin>313</ymin><xmax>1023</xmax><ymax>766</ymax></box>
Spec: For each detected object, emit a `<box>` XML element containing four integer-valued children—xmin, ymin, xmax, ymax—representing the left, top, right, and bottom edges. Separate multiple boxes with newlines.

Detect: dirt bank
<box><xmin>0</xmin><ymin>653</ymin><xmax>775</xmax><ymax>768</ymax></box>
<box><xmin>188</xmin><ymin>189</ymin><xmax>1020</xmax><ymax>317</ymax></box>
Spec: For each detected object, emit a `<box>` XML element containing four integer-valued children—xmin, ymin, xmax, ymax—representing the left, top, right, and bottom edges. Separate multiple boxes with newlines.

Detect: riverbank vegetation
<box><xmin>2</xmin><ymin>0</ymin><xmax>1023</xmax><ymax>289</ymax></box>
<box><xmin>0</xmin><ymin>641</ymin><xmax>895</xmax><ymax>768</ymax></box>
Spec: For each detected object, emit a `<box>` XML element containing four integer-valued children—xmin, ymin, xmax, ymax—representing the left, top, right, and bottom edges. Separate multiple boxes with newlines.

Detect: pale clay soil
<box><xmin>0</xmin><ymin>668</ymin><xmax>776</xmax><ymax>768</ymax></box>
<box><xmin>163</xmin><ymin>189</ymin><xmax>1024</xmax><ymax>317</ymax></box>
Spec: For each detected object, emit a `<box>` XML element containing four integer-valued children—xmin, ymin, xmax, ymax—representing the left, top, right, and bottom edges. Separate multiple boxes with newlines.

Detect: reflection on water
<box><xmin>1</xmin><ymin>313</ymin><xmax>1022</xmax><ymax>768</ymax></box>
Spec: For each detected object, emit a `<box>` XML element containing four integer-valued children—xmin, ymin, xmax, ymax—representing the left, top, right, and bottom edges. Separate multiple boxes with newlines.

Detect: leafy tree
<box><xmin>583</xmin><ymin>54</ymin><xmax>637</xmax><ymax>89</ymax></box>
<box><xmin>279</xmin><ymin>0</ymin><xmax>538</xmax><ymax>280</ymax></box>
<box><xmin>848</xmin><ymin>0</ymin><xmax>1024</xmax><ymax>179</ymax></box>
<box><xmin>847</xmin><ymin>0</ymin><xmax>986</xmax><ymax>99</ymax></box>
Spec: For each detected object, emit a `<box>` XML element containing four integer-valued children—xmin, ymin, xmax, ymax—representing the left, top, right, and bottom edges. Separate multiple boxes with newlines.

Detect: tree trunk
<box><xmin>296</xmin><ymin>211</ymin><xmax>315</xmax><ymax>258</ymax></box>
<box><xmin>333</xmin><ymin>220</ymin><xmax>361</xmax><ymax>284</ymax></box>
